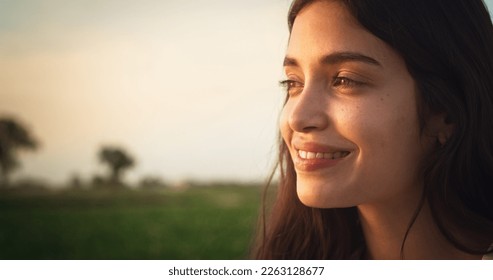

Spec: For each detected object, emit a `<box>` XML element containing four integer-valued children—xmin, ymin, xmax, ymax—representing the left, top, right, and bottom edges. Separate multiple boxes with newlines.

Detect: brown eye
<box><xmin>279</xmin><ymin>79</ymin><xmax>304</xmax><ymax>96</ymax></box>
<box><xmin>332</xmin><ymin>76</ymin><xmax>364</xmax><ymax>88</ymax></box>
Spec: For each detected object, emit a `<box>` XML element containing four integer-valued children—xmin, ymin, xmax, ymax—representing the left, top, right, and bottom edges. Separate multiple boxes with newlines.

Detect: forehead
<box><xmin>287</xmin><ymin>1</ymin><xmax>400</xmax><ymax>68</ymax></box>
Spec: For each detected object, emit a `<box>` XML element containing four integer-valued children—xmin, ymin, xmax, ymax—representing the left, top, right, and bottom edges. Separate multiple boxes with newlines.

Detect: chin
<box><xmin>296</xmin><ymin>178</ymin><xmax>354</xmax><ymax>208</ymax></box>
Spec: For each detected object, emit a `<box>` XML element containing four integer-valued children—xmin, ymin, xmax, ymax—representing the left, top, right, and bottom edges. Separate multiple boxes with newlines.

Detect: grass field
<box><xmin>0</xmin><ymin>185</ymin><xmax>263</xmax><ymax>260</ymax></box>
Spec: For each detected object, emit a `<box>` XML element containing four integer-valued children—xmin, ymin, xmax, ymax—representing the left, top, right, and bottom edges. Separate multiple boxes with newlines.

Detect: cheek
<box><xmin>343</xmin><ymin>96</ymin><xmax>424</xmax><ymax>194</ymax></box>
<box><xmin>354</xmin><ymin>110</ymin><xmax>413</xmax><ymax>147</ymax></box>
<box><xmin>338</xmin><ymin>92</ymin><xmax>420</xmax><ymax>150</ymax></box>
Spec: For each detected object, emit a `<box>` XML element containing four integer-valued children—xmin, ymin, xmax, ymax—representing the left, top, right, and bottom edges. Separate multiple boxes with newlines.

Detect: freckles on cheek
<box><xmin>374</xmin><ymin>111</ymin><xmax>420</xmax><ymax>152</ymax></box>
<box><xmin>338</xmin><ymin>104</ymin><xmax>369</xmax><ymax>136</ymax></box>
<box><xmin>343</xmin><ymin>106</ymin><xmax>394</xmax><ymax>152</ymax></box>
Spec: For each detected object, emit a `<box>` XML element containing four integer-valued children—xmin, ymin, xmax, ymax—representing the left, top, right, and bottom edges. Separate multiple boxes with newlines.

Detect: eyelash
<box><xmin>332</xmin><ymin>76</ymin><xmax>364</xmax><ymax>88</ymax></box>
<box><xmin>279</xmin><ymin>79</ymin><xmax>303</xmax><ymax>96</ymax></box>
<box><xmin>279</xmin><ymin>76</ymin><xmax>363</xmax><ymax>95</ymax></box>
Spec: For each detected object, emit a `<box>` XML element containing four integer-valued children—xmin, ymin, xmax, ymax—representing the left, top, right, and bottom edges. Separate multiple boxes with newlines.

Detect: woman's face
<box><xmin>280</xmin><ymin>0</ymin><xmax>435</xmax><ymax>208</ymax></box>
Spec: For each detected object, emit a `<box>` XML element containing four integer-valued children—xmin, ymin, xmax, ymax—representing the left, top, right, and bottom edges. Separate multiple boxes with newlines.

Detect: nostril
<box><xmin>302</xmin><ymin>125</ymin><xmax>319</xmax><ymax>132</ymax></box>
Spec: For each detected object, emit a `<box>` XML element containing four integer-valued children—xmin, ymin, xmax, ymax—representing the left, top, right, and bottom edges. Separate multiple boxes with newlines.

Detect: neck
<box><xmin>357</xmin><ymin>194</ymin><xmax>481</xmax><ymax>260</ymax></box>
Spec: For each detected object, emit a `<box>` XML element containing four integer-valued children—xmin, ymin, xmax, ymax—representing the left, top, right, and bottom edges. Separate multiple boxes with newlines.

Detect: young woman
<box><xmin>254</xmin><ymin>0</ymin><xmax>493</xmax><ymax>259</ymax></box>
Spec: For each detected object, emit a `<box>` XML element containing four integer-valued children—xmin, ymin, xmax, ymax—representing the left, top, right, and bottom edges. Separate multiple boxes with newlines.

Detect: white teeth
<box><xmin>298</xmin><ymin>150</ymin><xmax>349</xmax><ymax>159</ymax></box>
<box><xmin>299</xmin><ymin>150</ymin><xmax>307</xmax><ymax>159</ymax></box>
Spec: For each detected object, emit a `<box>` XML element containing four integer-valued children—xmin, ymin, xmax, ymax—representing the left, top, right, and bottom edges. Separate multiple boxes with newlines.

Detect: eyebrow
<box><xmin>283</xmin><ymin>51</ymin><xmax>382</xmax><ymax>67</ymax></box>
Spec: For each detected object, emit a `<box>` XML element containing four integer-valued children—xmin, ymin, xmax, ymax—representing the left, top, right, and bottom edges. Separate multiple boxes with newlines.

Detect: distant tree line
<box><xmin>0</xmin><ymin>116</ymin><xmax>166</xmax><ymax>190</ymax></box>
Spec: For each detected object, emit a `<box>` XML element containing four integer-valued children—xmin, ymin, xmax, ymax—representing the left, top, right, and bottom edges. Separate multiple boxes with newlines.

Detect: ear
<box><xmin>427</xmin><ymin>113</ymin><xmax>454</xmax><ymax>145</ymax></box>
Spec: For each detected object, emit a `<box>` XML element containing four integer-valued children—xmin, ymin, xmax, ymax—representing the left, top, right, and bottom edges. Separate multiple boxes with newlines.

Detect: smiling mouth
<box><xmin>297</xmin><ymin>150</ymin><xmax>351</xmax><ymax>160</ymax></box>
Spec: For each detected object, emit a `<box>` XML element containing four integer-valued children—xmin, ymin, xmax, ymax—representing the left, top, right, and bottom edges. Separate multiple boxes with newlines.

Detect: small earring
<box><xmin>438</xmin><ymin>133</ymin><xmax>448</xmax><ymax>145</ymax></box>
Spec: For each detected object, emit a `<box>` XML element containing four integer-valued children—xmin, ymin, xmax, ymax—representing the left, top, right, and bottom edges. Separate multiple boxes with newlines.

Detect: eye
<box><xmin>279</xmin><ymin>79</ymin><xmax>304</xmax><ymax>96</ymax></box>
<box><xmin>332</xmin><ymin>76</ymin><xmax>365</xmax><ymax>88</ymax></box>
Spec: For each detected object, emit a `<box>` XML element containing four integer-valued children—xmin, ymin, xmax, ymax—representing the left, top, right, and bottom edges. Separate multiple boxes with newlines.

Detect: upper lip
<box><xmin>293</xmin><ymin>141</ymin><xmax>351</xmax><ymax>153</ymax></box>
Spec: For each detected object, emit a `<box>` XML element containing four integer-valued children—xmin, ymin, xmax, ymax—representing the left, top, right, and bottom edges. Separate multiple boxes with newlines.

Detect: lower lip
<box><xmin>294</xmin><ymin>153</ymin><xmax>350</xmax><ymax>172</ymax></box>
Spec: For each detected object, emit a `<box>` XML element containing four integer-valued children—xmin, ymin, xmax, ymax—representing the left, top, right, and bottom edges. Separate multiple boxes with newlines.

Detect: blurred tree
<box><xmin>139</xmin><ymin>175</ymin><xmax>167</xmax><ymax>190</ymax></box>
<box><xmin>98</xmin><ymin>146</ymin><xmax>135</xmax><ymax>187</ymax></box>
<box><xmin>68</xmin><ymin>173</ymin><xmax>83</xmax><ymax>189</ymax></box>
<box><xmin>91</xmin><ymin>174</ymin><xmax>106</xmax><ymax>188</ymax></box>
<box><xmin>0</xmin><ymin>117</ymin><xmax>38</xmax><ymax>187</ymax></box>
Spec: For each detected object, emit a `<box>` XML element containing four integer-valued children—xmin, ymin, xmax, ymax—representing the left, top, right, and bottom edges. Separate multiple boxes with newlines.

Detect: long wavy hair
<box><xmin>254</xmin><ymin>0</ymin><xmax>493</xmax><ymax>259</ymax></box>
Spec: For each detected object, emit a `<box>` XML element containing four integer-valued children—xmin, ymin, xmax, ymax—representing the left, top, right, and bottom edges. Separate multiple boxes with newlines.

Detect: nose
<box><xmin>288</xmin><ymin>85</ymin><xmax>329</xmax><ymax>132</ymax></box>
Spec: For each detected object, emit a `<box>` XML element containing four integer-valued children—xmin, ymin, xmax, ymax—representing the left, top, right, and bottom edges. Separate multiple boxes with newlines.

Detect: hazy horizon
<box><xmin>1</xmin><ymin>0</ymin><xmax>292</xmax><ymax>186</ymax></box>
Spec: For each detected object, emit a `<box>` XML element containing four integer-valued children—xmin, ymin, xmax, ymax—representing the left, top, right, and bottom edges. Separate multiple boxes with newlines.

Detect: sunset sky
<box><xmin>1</xmin><ymin>0</ymin><xmax>493</xmax><ymax>186</ymax></box>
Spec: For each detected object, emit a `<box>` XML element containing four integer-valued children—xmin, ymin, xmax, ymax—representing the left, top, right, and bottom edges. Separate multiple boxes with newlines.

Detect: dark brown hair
<box><xmin>254</xmin><ymin>0</ymin><xmax>493</xmax><ymax>259</ymax></box>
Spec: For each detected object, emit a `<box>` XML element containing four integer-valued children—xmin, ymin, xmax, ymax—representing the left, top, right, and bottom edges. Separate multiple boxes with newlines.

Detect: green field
<box><xmin>0</xmin><ymin>185</ymin><xmax>262</xmax><ymax>259</ymax></box>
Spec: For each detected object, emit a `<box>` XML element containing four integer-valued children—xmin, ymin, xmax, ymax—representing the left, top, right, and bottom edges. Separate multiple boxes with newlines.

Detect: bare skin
<box><xmin>280</xmin><ymin>0</ymin><xmax>481</xmax><ymax>259</ymax></box>
<box><xmin>358</xmin><ymin>198</ymin><xmax>481</xmax><ymax>259</ymax></box>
